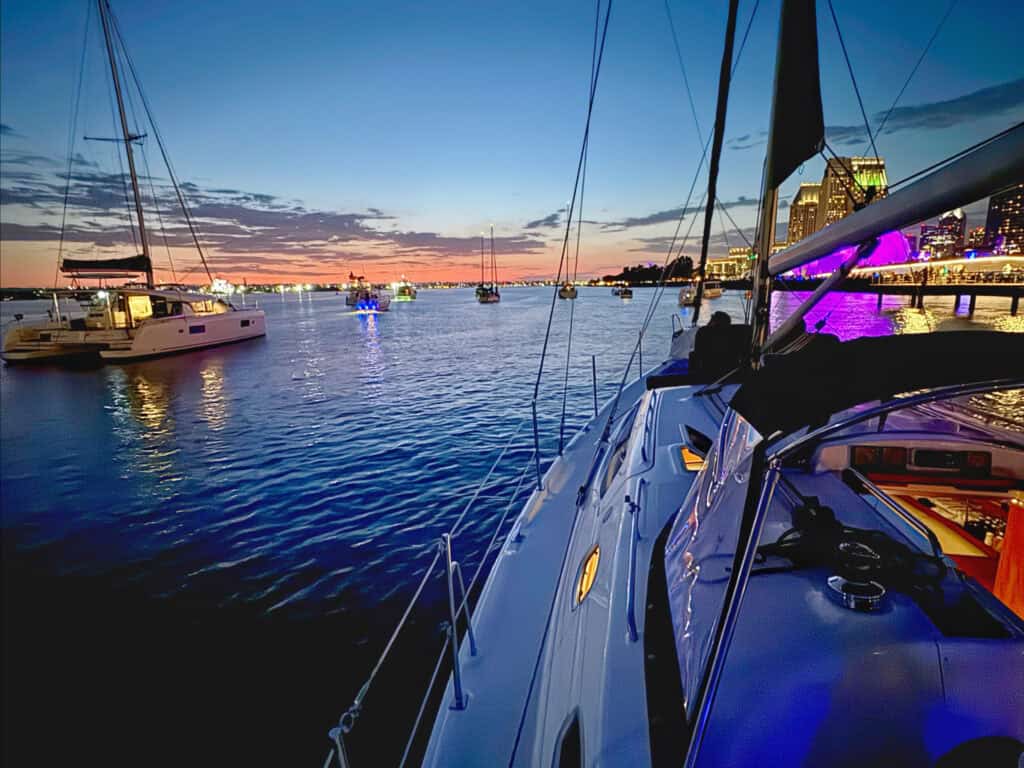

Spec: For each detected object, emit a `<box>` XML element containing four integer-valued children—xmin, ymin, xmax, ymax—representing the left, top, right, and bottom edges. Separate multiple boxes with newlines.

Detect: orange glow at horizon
<box><xmin>0</xmin><ymin>239</ymin><xmax>640</xmax><ymax>287</ymax></box>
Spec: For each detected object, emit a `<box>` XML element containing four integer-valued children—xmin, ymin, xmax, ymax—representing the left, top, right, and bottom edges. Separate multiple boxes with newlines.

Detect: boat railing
<box><xmin>324</xmin><ymin>418</ymin><xmax>536</xmax><ymax>768</ymax></box>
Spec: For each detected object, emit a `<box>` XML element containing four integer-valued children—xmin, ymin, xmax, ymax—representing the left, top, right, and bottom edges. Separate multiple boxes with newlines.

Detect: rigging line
<box><xmin>887</xmin><ymin>120</ymin><xmax>1023</xmax><ymax>190</ymax></box>
<box><xmin>55</xmin><ymin>0</ymin><xmax>94</xmax><ymax>288</ymax></box>
<box><xmin>664</xmin><ymin>0</ymin><xmax>704</xmax><ymax>145</ymax></box>
<box><xmin>558</xmin><ymin>0</ymin><xmax>602</xmax><ymax>455</ymax></box>
<box><xmin>693</xmin><ymin>0</ymin><xmax>741</xmax><ymax>327</ymax></box>
<box><xmin>865</xmin><ymin>0</ymin><xmax>956</xmax><ymax>154</ymax></box>
<box><xmin>532</xmin><ymin>0</ymin><xmax>612</xmax><ymax>402</ymax></box>
<box><xmin>716</xmin><ymin>200</ymin><xmax>732</xmax><ymax>252</ymax></box>
<box><xmin>337</xmin><ymin>417</ymin><xmax>528</xmax><ymax>731</ymax></box>
<box><xmin>397</xmin><ymin>452</ymin><xmax>534</xmax><ymax>768</ymax></box>
<box><xmin>140</xmin><ymin>145</ymin><xmax>177</xmax><ymax>283</ymax></box>
<box><xmin>636</xmin><ymin>0</ymin><xmax>761</xmax><ymax>337</ymax></box>
<box><xmin>597</xmin><ymin>0</ymin><xmax>763</xmax><ymax>445</ymax></box>
<box><xmin>820</xmin><ymin>142</ymin><xmax>867</xmax><ymax>206</ymax></box>
<box><xmin>107</xmin><ymin>5</ymin><xmax>214</xmax><ymax>283</ymax></box>
<box><xmin>717</xmin><ymin>196</ymin><xmax>752</xmax><ymax>249</ymax></box>
<box><xmin>826</xmin><ymin>0</ymin><xmax>879</xmax><ymax>161</ymax></box>
<box><xmin>600</xmin><ymin>0</ymin><xmax>762</xmax><ymax>440</ymax></box>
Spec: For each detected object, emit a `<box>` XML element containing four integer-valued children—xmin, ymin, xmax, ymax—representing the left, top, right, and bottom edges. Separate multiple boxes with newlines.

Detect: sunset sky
<box><xmin>2</xmin><ymin>0</ymin><xmax>1022</xmax><ymax>286</ymax></box>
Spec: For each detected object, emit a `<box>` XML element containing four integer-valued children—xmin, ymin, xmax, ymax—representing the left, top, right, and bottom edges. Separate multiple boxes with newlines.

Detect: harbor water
<box><xmin>2</xmin><ymin>287</ymin><xmax>1021</xmax><ymax>766</ymax></box>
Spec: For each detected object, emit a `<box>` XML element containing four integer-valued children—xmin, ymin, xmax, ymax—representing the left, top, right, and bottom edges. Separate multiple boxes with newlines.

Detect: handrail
<box><xmin>640</xmin><ymin>391</ymin><xmax>657</xmax><ymax>464</ymax></box>
<box><xmin>625</xmin><ymin>478</ymin><xmax>646</xmax><ymax>642</ymax></box>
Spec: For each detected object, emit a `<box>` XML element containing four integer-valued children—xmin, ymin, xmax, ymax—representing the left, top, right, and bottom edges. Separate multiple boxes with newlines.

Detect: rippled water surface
<box><xmin>2</xmin><ymin>287</ymin><xmax>1020</xmax><ymax>765</ymax></box>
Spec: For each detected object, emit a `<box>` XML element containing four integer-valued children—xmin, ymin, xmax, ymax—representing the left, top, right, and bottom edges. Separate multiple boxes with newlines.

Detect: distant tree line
<box><xmin>600</xmin><ymin>255</ymin><xmax>693</xmax><ymax>285</ymax></box>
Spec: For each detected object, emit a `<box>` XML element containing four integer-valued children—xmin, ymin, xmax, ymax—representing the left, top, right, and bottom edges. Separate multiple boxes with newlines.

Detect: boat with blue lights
<box><xmin>346</xmin><ymin>273</ymin><xmax>391</xmax><ymax>312</ymax></box>
<box><xmin>325</xmin><ymin>2</ymin><xmax>1024</xmax><ymax>766</ymax></box>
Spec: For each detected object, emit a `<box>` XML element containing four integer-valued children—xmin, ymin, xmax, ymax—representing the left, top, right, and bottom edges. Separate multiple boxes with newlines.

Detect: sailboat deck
<box><xmin>424</xmin><ymin>370</ymin><xmax>732</xmax><ymax>765</ymax></box>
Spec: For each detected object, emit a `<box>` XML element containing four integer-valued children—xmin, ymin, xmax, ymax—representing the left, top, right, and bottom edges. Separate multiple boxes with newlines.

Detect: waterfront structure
<box><xmin>786</xmin><ymin>182</ymin><xmax>821</xmax><ymax>245</ymax></box>
<box><xmin>967</xmin><ymin>226</ymin><xmax>986</xmax><ymax>250</ymax></box>
<box><xmin>920</xmin><ymin>208</ymin><xmax>966</xmax><ymax>259</ymax></box>
<box><xmin>985</xmin><ymin>183</ymin><xmax>1024</xmax><ymax>254</ymax></box>
<box><xmin>707</xmin><ymin>249</ymin><xmax>751</xmax><ymax>279</ymax></box>
<box><xmin>814</xmin><ymin>156</ymin><xmax>888</xmax><ymax>232</ymax></box>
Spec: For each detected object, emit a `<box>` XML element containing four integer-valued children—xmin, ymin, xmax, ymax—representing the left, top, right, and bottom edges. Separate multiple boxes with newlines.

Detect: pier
<box><xmin>760</xmin><ymin>275</ymin><xmax>1024</xmax><ymax>316</ymax></box>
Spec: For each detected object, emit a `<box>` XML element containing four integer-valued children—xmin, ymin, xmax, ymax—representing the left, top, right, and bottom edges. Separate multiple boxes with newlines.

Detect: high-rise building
<box><xmin>985</xmin><ymin>184</ymin><xmax>1024</xmax><ymax>254</ymax></box>
<box><xmin>814</xmin><ymin>157</ymin><xmax>888</xmax><ymax>232</ymax></box>
<box><xmin>966</xmin><ymin>226</ymin><xmax>986</xmax><ymax>250</ymax></box>
<box><xmin>786</xmin><ymin>183</ymin><xmax>821</xmax><ymax>245</ymax></box>
<box><xmin>920</xmin><ymin>209</ymin><xmax>966</xmax><ymax>259</ymax></box>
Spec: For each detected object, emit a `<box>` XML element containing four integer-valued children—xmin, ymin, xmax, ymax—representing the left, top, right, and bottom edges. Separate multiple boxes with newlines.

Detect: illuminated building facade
<box><xmin>707</xmin><ymin>250</ymin><xmax>751</xmax><ymax>279</ymax></box>
<box><xmin>985</xmin><ymin>184</ymin><xmax>1024</xmax><ymax>254</ymax></box>
<box><xmin>814</xmin><ymin>157</ymin><xmax>888</xmax><ymax>232</ymax></box>
<box><xmin>966</xmin><ymin>226</ymin><xmax>986</xmax><ymax>249</ymax></box>
<box><xmin>786</xmin><ymin>183</ymin><xmax>821</xmax><ymax>245</ymax></box>
<box><xmin>920</xmin><ymin>209</ymin><xmax>966</xmax><ymax>259</ymax></box>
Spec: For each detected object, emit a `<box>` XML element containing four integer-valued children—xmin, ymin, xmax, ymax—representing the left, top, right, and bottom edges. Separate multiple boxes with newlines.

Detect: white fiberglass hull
<box><xmin>1</xmin><ymin>322</ymin><xmax>96</xmax><ymax>363</ymax></box>
<box><xmin>99</xmin><ymin>308</ymin><xmax>266</xmax><ymax>360</ymax></box>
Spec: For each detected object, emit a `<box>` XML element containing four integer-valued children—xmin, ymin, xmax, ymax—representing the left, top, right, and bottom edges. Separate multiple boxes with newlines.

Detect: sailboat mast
<box><xmin>490</xmin><ymin>224</ymin><xmax>496</xmax><ymax>286</ymax></box>
<box><xmin>97</xmin><ymin>0</ymin><xmax>152</xmax><ymax>288</ymax></box>
<box><xmin>749</xmin><ymin>0</ymin><xmax>825</xmax><ymax>361</ymax></box>
<box><xmin>692</xmin><ymin>0</ymin><xmax>740</xmax><ymax>326</ymax></box>
<box><xmin>480</xmin><ymin>235</ymin><xmax>485</xmax><ymax>285</ymax></box>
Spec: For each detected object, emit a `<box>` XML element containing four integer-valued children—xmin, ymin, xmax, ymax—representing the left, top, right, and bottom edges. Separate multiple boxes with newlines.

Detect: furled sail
<box><xmin>765</xmin><ymin>0</ymin><xmax>825</xmax><ymax>189</ymax></box>
<box><xmin>61</xmin><ymin>254</ymin><xmax>151</xmax><ymax>274</ymax></box>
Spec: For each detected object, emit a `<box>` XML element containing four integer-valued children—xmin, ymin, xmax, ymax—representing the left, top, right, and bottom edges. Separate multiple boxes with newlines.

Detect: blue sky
<box><xmin>2</xmin><ymin>0</ymin><xmax>1022</xmax><ymax>284</ymax></box>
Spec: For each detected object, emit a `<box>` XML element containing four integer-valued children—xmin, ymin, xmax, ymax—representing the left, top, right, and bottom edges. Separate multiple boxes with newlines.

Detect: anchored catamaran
<box><xmin>1</xmin><ymin>0</ymin><xmax>265</xmax><ymax>365</ymax></box>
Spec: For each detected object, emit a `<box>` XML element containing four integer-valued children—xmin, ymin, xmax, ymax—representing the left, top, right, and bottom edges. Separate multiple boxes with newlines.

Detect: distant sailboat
<box><xmin>476</xmin><ymin>226</ymin><xmax>501</xmax><ymax>303</ymax></box>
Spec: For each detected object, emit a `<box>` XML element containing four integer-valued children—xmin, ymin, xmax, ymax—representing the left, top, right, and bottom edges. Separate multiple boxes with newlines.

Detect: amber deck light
<box><xmin>576</xmin><ymin>546</ymin><xmax>601</xmax><ymax>605</ymax></box>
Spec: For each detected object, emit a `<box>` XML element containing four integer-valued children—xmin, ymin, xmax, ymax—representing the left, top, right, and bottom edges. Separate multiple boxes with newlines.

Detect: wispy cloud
<box><xmin>827</xmin><ymin>77</ymin><xmax>1024</xmax><ymax>147</ymax></box>
<box><xmin>601</xmin><ymin>195</ymin><xmax>775</xmax><ymax>231</ymax></box>
<box><xmin>726</xmin><ymin>131</ymin><xmax>768</xmax><ymax>151</ymax></box>
<box><xmin>1</xmin><ymin>152</ymin><xmax>548</xmax><ymax>276</ymax></box>
<box><xmin>0</xmin><ymin>123</ymin><xmax>18</xmax><ymax>137</ymax></box>
<box><xmin>525</xmin><ymin>210</ymin><xmax>562</xmax><ymax>229</ymax></box>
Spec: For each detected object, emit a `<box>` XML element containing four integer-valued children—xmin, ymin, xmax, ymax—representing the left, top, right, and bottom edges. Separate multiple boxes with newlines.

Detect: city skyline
<box><xmin>2</xmin><ymin>0</ymin><xmax>1024</xmax><ymax>286</ymax></box>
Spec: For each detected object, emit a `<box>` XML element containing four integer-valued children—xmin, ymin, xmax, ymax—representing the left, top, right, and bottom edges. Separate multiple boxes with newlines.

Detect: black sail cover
<box><xmin>61</xmin><ymin>254</ymin><xmax>150</xmax><ymax>274</ymax></box>
<box><xmin>766</xmin><ymin>0</ymin><xmax>825</xmax><ymax>189</ymax></box>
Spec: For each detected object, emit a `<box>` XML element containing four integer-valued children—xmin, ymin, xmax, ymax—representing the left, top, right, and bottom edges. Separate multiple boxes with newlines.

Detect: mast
<box><xmin>749</xmin><ymin>0</ymin><xmax>825</xmax><ymax>361</ymax></box>
<box><xmin>490</xmin><ymin>224</ymin><xmax>497</xmax><ymax>289</ymax></box>
<box><xmin>692</xmin><ymin>0</ymin><xmax>740</xmax><ymax>326</ymax></box>
<box><xmin>480</xmin><ymin>234</ymin><xmax>485</xmax><ymax>285</ymax></box>
<box><xmin>97</xmin><ymin>0</ymin><xmax>153</xmax><ymax>288</ymax></box>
